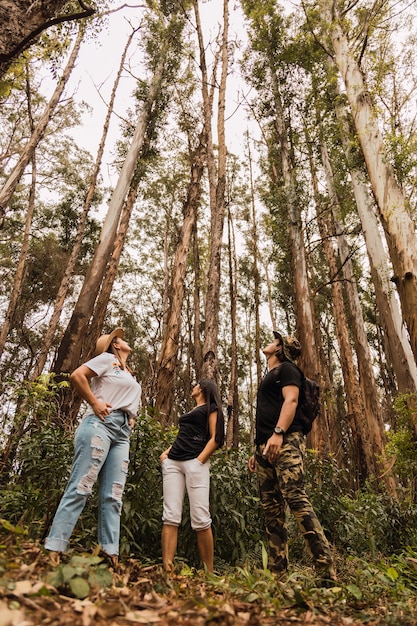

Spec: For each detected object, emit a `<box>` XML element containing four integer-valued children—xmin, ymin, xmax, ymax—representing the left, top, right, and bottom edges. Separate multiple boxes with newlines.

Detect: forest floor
<box><xmin>1</xmin><ymin>536</ymin><xmax>416</xmax><ymax>626</ymax></box>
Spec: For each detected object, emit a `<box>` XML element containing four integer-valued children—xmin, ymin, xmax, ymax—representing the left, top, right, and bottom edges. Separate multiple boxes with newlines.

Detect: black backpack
<box><xmin>277</xmin><ymin>363</ymin><xmax>321</xmax><ymax>434</ymax></box>
<box><xmin>298</xmin><ymin>375</ymin><xmax>321</xmax><ymax>434</ymax></box>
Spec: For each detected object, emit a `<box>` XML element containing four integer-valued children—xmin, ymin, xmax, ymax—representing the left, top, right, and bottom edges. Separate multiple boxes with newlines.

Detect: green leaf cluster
<box><xmin>46</xmin><ymin>554</ymin><xmax>113</xmax><ymax>599</ymax></box>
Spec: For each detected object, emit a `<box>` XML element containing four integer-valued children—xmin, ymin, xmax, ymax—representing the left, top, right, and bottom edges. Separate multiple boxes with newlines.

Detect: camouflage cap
<box><xmin>273</xmin><ymin>331</ymin><xmax>301</xmax><ymax>363</ymax></box>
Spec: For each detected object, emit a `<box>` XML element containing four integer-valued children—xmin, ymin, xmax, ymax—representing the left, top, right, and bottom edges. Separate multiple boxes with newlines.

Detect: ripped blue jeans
<box><xmin>45</xmin><ymin>410</ymin><xmax>130</xmax><ymax>555</ymax></box>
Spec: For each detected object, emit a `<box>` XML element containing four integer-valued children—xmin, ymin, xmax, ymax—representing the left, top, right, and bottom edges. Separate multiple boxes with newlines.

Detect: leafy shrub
<box><xmin>210</xmin><ymin>446</ymin><xmax>264</xmax><ymax>566</ymax></box>
<box><xmin>304</xmin><ymin>448</ymin><xmax>417</xmax><ymax>557</ymax></box>
<box><xmin>3</xmin><ymin>378</ymin><xmax>417</xmax><ymax>571</ymax></box>
<box><xmin>385</xmin><ymin>393</ymin><xmax>417</xmax><ymax>502</ymax></box>
<box><xmin>46</xmin><ymin>554</ymin><xmax>113</xmax><ymax>599</ymax></box>
<box><xmin>120</xmin><ymin>409</ymin><xmax>175</xmax><ymax>560</ymax></box>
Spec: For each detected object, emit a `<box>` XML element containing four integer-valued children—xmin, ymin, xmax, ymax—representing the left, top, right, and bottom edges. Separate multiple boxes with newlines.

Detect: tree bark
<box><xmin>314</xmin><ymin>135</ymin><xmax>377</xmax><ymax>481</ymax></box>
<box><xmin>321</xmin><ymin>139</ymin><xmax>397</xmax><ymax>492</ymax></box>
<box><xmin>247</xmin><ymin>133</ymin><xmax>263</xmax><ymax>388</ymax></box>
<box><xmin>225</xmin><ymin>207</ymin><xmax>239</xmax><ymax>448</ymax></box>
<box><xmin>268</xmin><ymin>61</ymin><xmax>322</xmax><ymax>449</ymax></box>
<box><xmin>0</xmin><ymin>63</ymin><xmax>37</xmax><ymax>359</ymax></box>
<box><xmin>321</xmin><ymin>3</ymin><xmax>417</xmax><ymax>363</ymax></box>
<box><xmin>197</xmin><ymin>0</ymin><xmax>229</xmax><ymax>380</ymax></box>
<box><xmin>0</xmin><ymin>0</ymin><xmax>94</xmax><ymax>77</ymax></box>
<box><xmin>155</xmin><ymin>134</ymin><xmax>205</xmax><ymax>426</ymax></box>
<box><xmin>332</xmin><ymin>84</ymin><xmax>417</xmax><ymax>396</ymax></box>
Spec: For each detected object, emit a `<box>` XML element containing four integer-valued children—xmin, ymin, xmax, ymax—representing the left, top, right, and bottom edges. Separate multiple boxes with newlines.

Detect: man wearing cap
<box><xmin>45</xmin><ymin>328</ymin><xmax>141</xmax><ymax>568</ymax></box>
<box><xmin>248</xmin><ymin>331</ymin><xmax>336</xmax><ymax>583</ymax></box>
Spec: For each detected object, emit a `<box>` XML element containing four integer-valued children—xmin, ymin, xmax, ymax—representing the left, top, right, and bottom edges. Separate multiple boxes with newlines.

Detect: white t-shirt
<box><xmin>82</xmin><ymin>352</ymin><xmax>141</xmax><ymax>419</ymax></box>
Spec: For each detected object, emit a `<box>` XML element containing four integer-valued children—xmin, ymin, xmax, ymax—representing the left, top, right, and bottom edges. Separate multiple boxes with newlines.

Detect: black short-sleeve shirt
<box><xmin>255</xmin><ymin>361</ymin><xmax>303</xmax><ymax>445</ymax></box>
<box><xmin>168</xmin><ymin>402</ymin><xmax>217</xmax><ymax>461</ymax></box>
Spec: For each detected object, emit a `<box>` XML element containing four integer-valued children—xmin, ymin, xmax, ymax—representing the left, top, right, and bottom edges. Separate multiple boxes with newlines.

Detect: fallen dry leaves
<box><xmin>0</xmin><ymin>540</ymin><xmax>388</xmax><ymax>626</ymax></box>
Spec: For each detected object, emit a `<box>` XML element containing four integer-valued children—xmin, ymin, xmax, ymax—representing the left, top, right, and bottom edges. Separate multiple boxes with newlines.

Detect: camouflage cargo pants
<box><xmin>255</xmin><ymin>431</ymin><xmax>333</xmax><ymax>574</ymax></box>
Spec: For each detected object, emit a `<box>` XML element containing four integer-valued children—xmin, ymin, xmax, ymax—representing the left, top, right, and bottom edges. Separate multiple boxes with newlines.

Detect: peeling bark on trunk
<box><xmin>311</xmin><ymin>132</ymin><xmax>376</xmax><ymax>481</ymax></box>
<box><xmin>155</xmin><ymin>135</ymin><xmax>205</xmax><ymax>426</ymax></box>
<box><xmin>321</xmin><ymin>140</ymin><xmax>397</xmax><ymax>493</ymax></box>
<box><xmin>269</xmin><ymin>63</ymin><xmax>322</xmax><ymax>450</ymax></box>
<box><xmin>200</xmin><ymin>0</ymin><xmax>229</xmax><ymax>380</ymax></box>
<box><xmin>322</xmin><ymin>4</ymin><xmax>417</xmax><ymax>362</ymax></box>
<box><xmin>226</xmin><ymin>208</ymin><xmax>239</xmax><ymax>448</ymax></box>
<box><xmin>192</xmin><ymin>223</ymin><xmax>203</xmax><ymax>379</ymax></box>
<box><xmin>332</xmin><ymin>87</ymin><xmax>417</xmax><ymax>396</ymax></box>
<box><xmin>247</xmin><ymin>134</ymin><xmax>263</xmax><ymax>388</ymax></box>
<box><xmin>62</xmin><ymin>183</ymin><xmax>140</xmax><ymax>426</ymax></box>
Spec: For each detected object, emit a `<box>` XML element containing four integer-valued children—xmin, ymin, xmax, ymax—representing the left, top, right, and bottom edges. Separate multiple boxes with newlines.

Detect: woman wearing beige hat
<box><xmin>45</xmin><ymin>328</ymin><xmax>141</xmax><ymax>567</ymax></box>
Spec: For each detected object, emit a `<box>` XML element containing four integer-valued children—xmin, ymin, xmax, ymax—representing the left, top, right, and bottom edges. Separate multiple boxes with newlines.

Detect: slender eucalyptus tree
<box><xmin>155</xmin><ymin>133</ymin><xmax>206</xmax><ymax>425</ymax></box>
<box><xmin>331</xmin><ymin>75</ymin><xmax>417</xmax><ymax>397</ymax></box>
<box><xmin>311</xmin><ymin>0</ymin><xmax>417</xmax><ymax>363</ymax></box>
<box><xmin>196</xmin><ymin>0</ymin><xmax>230</xmax><ymax>380</ymax></box>
<box><xmin>31</xmin><ymin>27</ymin><xmax>140</xmax><ymax>380</ymax></box>
<box><xmin>53</xmin><ymin>8</ymin><xmax>186</xmax><ymax>381</ymax></box>
<box><xmin>241</xmin><ymin>0</ymin><xmax>325</xmax><ymax>449</ymax></box>
<box><xmin>0</xmin><ymin>27</ymin><xmax>84</xmax><ymax>358</ymax></box>
<box><xmin>225</xmin><ymin>204</ymin><xmax>239</xmax><ymax>447</ymax></box>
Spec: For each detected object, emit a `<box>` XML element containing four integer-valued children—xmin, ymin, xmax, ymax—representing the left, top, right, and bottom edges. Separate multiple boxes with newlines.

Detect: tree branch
<box><xmin>0</xmin><ymin>1</ymin><xmax>95</xmax><ymax>63</ymax></box>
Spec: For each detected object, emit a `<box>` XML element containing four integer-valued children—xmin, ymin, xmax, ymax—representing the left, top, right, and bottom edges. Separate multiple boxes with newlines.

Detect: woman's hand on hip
<box><xmin>92</xmin><ymin>400</ymin><xmax>112</xmax><ymax>421</ymax></box>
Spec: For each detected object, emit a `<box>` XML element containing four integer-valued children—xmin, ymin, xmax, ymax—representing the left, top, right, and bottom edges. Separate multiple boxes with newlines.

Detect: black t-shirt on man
<box><xmin>255</xmin><ymin>361</ymin><xmax>304</xmax><ymax>445</ymax></box>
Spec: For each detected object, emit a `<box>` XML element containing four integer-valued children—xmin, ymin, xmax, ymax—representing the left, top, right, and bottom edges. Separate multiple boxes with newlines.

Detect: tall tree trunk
<box><xmin>0</xmin><ymin>63</ymin><xmax>37</xmax><ymax>359</ymax></box>
<box><xmin>0</xmin><ymin>26</ymin><xmax>84</xmax><ymax>219</ymax></box>
<box><xmin>226</xmin><ymin>206</ymin><xmax>239</xmax><ymax>448</ymax></box>
<box><xmin>247</xmin><ymin>132</ymin><xmax>262</xmax><ymax>388</ymax></box>
<box><xmin>192</xmin><ymin>222</ymin><xmax>203</xmax><ymax>379</ymax></box>
<box><xmin>332</xmin><ymin>84</ymin><xmax>417</xmax><ymax>397</ymax></box>
<box><xmin>31</xmin><ymin>28</ymin><xmax>137</xmax><ymax>380</ymax></box>
<box><xmin>321</xmin><ymin>139</ymin><xmax>397</xmax><ymax>492</ymax></box>
<box><xmin>320</xmin><ymin>3</ymin><xmax>417</xmax><ymax>363</ymax></box>
<box><xmin>301</xmin><ymin>124</ymin><xmax>343</xmax><ymax>462</ymax></box>
<box><xmin>53</xmin><ymin>50</ymin><xmax>168</xmax><ymax>377</ymax></box>
<box><xmin>268</xmin><ymin>62</ymin><xmax>321</xmax><ymax>449</ymax></box>
<box><xmin>155</xmin><ymin>134</ymin><xmax>205</xmax><ymax>426</ymax></box>
<box><xmin>198</xmin><ymin>0</ymin><xmax>229</xmax><ymax>380</ymax></box>
<box><xmin>191</xmin><ymin>0</ymin><xmax>220</xmax><ymax>381</ymax></box>
<box><xmin>263</xmin><ymin>260</ymin><xmax>277</xmax><ymax>332</ymax></box>
<box><xmin>307</xmin><ymin>120</ymin><xmax>375</xmax><ymax>480</ymax></box>
<box><xmin>86</xmin><ymin>184</ymin><xmax>139</xmax><ymax>358</ymax></box>
<box><xmin>51</xmin><ymin>181</ymin><xmax>140</xmax><ymax>426</ymax></box>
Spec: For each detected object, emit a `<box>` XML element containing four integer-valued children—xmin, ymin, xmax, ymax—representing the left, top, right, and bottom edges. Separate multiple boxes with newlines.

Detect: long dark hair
<box><xmin>199</xmin><ymin>378</ymin><xmax>225</xmax><ymax>448</ymax></box>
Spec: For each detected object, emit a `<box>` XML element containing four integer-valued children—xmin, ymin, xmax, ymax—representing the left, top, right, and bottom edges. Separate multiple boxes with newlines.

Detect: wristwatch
<box><xmin>274</xmin><ymin>426</ymin><xmax>285</xmax><ymax>436</ymax></box>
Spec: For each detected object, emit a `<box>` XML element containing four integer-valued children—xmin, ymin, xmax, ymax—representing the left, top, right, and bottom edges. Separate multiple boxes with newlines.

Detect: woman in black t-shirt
<box><xmin>160</xmin><ymin>379</ymin><xmax>224</xmax><ymax>572</ymax></box>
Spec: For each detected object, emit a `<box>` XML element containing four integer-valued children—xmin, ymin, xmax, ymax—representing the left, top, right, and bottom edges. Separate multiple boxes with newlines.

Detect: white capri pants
<box><xmin>162</xmin><ymin>457</ymin><xmax>212</xmax><ymax>530</ymax></box>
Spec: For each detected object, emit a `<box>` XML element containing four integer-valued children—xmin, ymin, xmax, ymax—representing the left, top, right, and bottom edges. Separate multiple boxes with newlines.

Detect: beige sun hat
<box><xmin>94</xmin><ymin>328</ymin><xmax>124</xmax><ymax>357</ymax></box>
